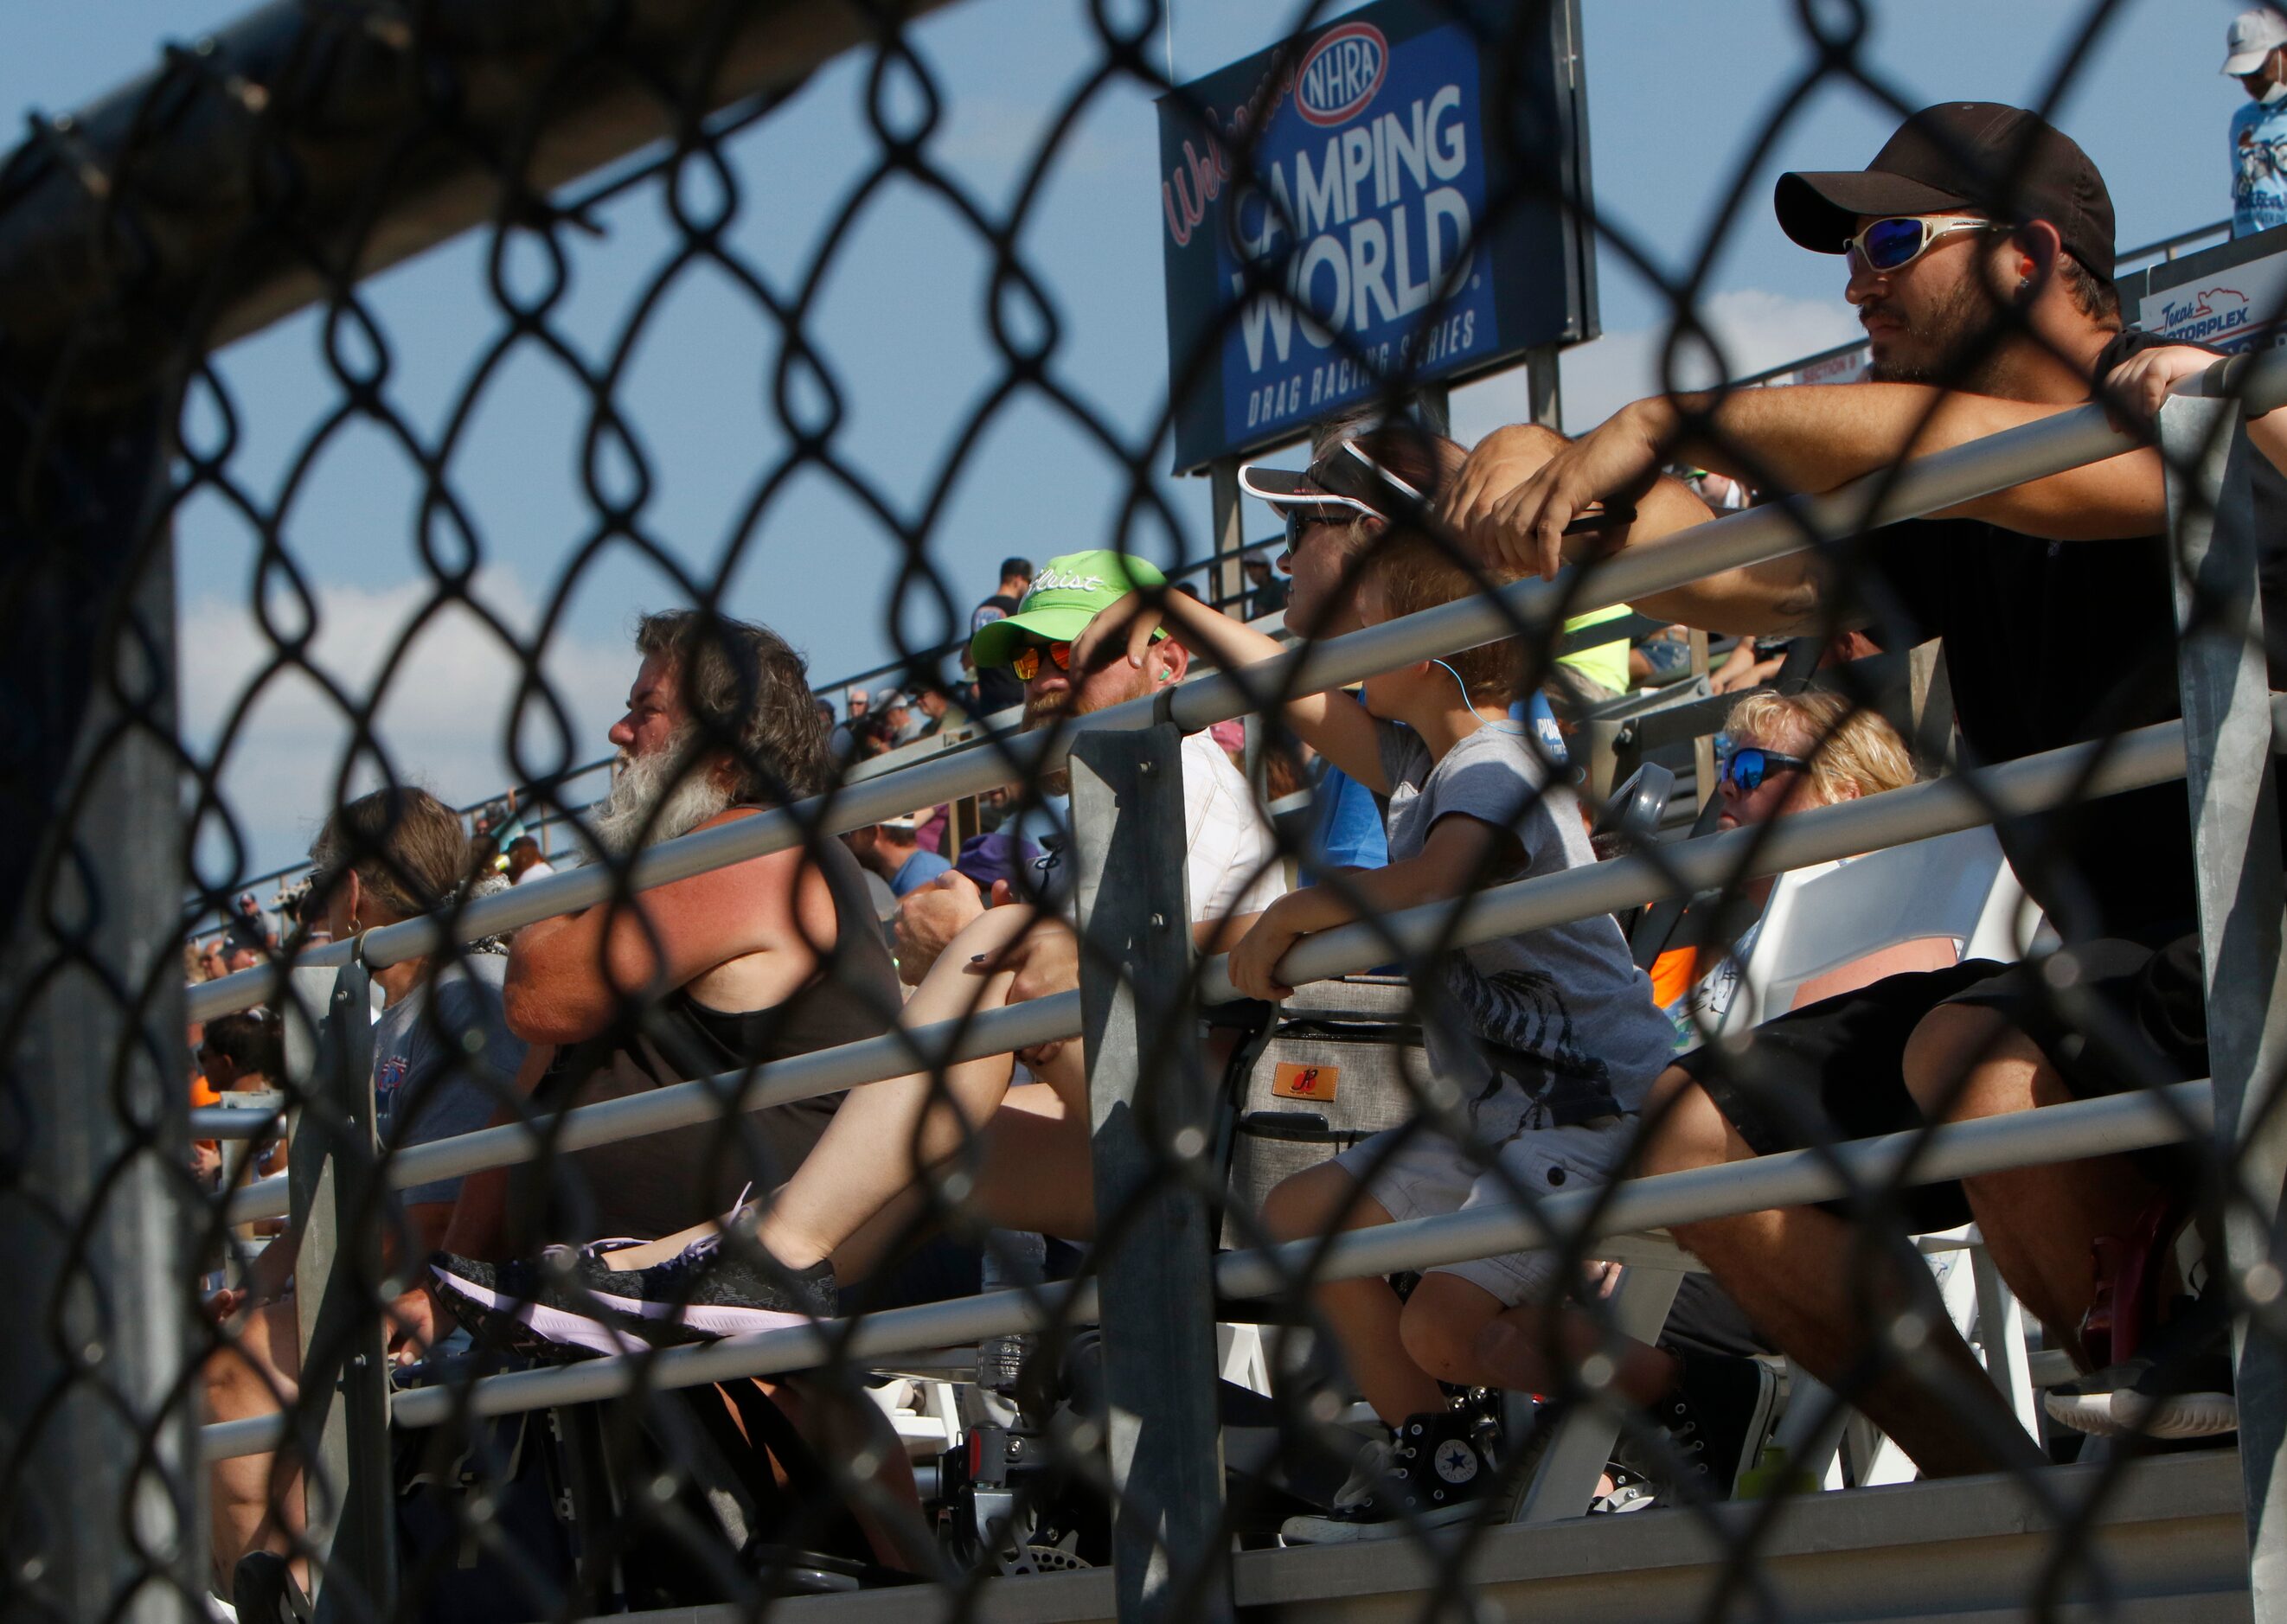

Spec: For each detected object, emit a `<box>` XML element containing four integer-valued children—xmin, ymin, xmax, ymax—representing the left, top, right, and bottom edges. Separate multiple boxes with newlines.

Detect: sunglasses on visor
<box><xmin>1009</xmin><ymin>641</ymin><xmax>1074</xmax><ymax>681</ymax></box>
<box><xmin>1246</xmin><ymin>438</ymin><xmax>1637</xmax><ymax>547</ymax></box>
<box><xmin>1720</xmin><ymin>746</ymin><xmax>1810</xmax><ymax>794</ymax></box>
<box><xmin>1843</xmin><ymin>214</ymin><xmax>2001</xmax><ymax>274</ymax></box>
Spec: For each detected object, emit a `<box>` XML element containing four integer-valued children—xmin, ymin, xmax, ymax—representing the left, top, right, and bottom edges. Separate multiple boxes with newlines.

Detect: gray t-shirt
<box><xmin>372</xmin><ymin>955</ymin><xmax>525</xmax><ymax>1207</ymax></box>
<box><xmin>1378</xmin><ymin>721</ymin><xmax>1672</xmax><ymax>1130</ymax></box>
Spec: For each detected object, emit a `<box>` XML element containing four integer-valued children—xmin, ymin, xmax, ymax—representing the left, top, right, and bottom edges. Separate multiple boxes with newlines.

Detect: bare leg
<box><xmin>755</xmin><ymin>1378</ymin><xmax>935</xmax><ymax>1574</ymax></box>
<box><xmin>601</xmin><ymin>906</ymin><xmax>1049</xmax><ymax>1271</ymax></box>
<box><xmin>204</xmin><ymin>1300</ymin><xmax>306</xmax><ymax>1591</ymax></box>
<box><xmin>1902</xmin><ymin>1005</ymin><xmax>2161</xmax><ymax>1365</ymax></box>
<box><xmin>1641</xmin><ymin>1068</ymin><xmax>2040</xmax><ymax>1478</ymax></box>
<box><xmin>826</xmin><ymin>1080</ymin><xmax>1099</xmax><ymax>1283</ymax></box>
<box><xmin>1458</xmin><ymin>1293</ymin><xmax>1678</xmax><ymax>1406</ymax></box>
<box><xmin>1263</xmin><ymin>1163</ymin><xmax>1445</xmax><ymax>1425</ymax></box>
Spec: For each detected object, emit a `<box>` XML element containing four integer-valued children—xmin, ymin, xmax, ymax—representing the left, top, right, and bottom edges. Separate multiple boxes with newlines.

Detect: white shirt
<box><xmin>1179</xmin><ymin>729</ymin><xmax>1287</xmax><ymax>924</ymax></box>
<box><xmin>1028</xmin><ymin>731</ymin><xmax>1285</xmax><ymax>925</ymax></box>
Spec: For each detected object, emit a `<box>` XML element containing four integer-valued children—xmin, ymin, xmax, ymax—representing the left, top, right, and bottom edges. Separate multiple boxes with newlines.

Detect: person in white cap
<box><xmin>2225</xmin><ymin>6</ymin><xmax>2287</xmax><ymax>236</ymax></box>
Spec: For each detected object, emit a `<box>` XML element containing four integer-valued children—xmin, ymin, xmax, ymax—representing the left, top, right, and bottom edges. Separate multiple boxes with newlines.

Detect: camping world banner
<box><xmin>1157</xmin><ymin>0</ymin><xmax>1597</xmax><ymax>471</ymax></box>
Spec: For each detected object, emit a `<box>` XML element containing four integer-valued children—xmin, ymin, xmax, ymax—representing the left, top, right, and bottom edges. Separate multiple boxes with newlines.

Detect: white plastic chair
<box><xmin>1713</xmin><ymin>824</ymin><xmax>2024</xmax><ymax>1038</ymax></box>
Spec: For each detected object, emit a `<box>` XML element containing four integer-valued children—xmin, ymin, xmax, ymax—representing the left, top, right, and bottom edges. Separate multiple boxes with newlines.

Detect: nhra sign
<box><xmin>1157</xmin><ymin>0</ymin><xmax>1596</xmax><ymax>471</ymax></box>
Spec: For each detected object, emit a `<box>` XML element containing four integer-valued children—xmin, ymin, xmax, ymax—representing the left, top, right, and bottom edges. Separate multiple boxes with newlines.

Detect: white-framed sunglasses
<box><xmin>1843</xmin><ymin>214</ymin><xmax>2004</xmax><ymax>273</ymax></box>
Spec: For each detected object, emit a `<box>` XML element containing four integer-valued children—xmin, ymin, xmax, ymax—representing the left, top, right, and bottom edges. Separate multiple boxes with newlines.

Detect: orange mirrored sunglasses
<box><xmin>1009</xmin><ymin>641</ymin><xmax>1074</xmax><ymax>681</ymax></box>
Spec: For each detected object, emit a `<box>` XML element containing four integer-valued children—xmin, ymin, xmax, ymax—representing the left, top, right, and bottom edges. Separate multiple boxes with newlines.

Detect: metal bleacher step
<box><xmin>751</xmin><ymin>1450</ymin><xmax>2248</xmax><ymax>1624</ymax></box>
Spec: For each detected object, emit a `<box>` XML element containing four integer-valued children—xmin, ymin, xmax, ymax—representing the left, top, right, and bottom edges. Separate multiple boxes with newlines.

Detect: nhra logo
<box><xmin>1294</xmin><ymin>22</ymin><xmax>1388</xmax><ymax>126</ymax></box>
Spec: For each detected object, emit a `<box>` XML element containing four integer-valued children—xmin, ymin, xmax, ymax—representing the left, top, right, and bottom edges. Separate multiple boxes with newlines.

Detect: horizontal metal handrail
<box><xmin>217</xmin><ymin>695</ymin><xmax>2280</xmax><ymax>1223</ymax></box>
<box><xmin>189</xmin><ymin>361</ymin><xmax>2266</xmax><ymax>1027</ymax></box>
<box><xmin>197</xmin><ymin>1079</ymin><xmax>2212</xmax><ymax>1461</ymax></box>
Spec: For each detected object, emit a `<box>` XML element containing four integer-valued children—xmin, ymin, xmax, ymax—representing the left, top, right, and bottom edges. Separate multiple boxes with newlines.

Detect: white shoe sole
<box><xmin>2043</xmin><ymin>1389</ymin><xmax>2237</xmax><ymax>1441</ymax></box>
<box><xmin>432</xmin><ymin>1265</ymin><xmax>650</xmax><ymax>1357</ymax></box>
<box><xmin>1278</xmin><ymin>1498</ymin><xmax>1483</xmax><ymax>1545</ymax></box>
<box><xmin>433</xmin><ymin>1263</ymin><xmax>818</xmax><ymax>1356</ymax></box>
<box><xmin>2112</xmin><ymin>1391</ymin><xmax>2238</xmax><ymax>1440</ymax></box>
<box><xmin>580</xmin><ymin>1276</ymin><xmax>821</xmax><ymax>1339</ymax></box>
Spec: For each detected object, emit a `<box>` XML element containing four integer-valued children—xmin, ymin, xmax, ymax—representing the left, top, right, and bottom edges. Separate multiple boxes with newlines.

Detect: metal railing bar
<box><xmin>188</xmin><ymin>372</ymin><xmax>2235</xmax><ymax>1026</ymax></box>
<box><xmin>196</xmin><ymin>1079</ymin><xmax>2211</xmax><ymax>1461</ymax></box>
<box><xmin>222</xmin><ymin>992</ymin><xmax>1079</xmax><ymax>1221</ymax></box>
<box><xmin>217</xmin><ymin>697</ymin><xmax>2277</xmax><ymax>1222</ymax></box>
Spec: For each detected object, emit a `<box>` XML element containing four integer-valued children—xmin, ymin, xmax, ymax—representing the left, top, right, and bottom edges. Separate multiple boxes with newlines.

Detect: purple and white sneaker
<box><xmin>431</xmin><ymin>1235</ymin><xmax>836</xmax><ymax>1359</ymax></box>
<box><xmin>427</xmin><ymin>1241</ymin><xmax>649</xmax><ymax>1358</ymax></box>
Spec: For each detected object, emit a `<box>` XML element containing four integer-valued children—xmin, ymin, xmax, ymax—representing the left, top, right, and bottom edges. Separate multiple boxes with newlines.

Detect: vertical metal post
<box><xmin>1209</xmin><ymin>457</ymin><xmax>1247</xmax><ymax>617</ymax></box>
<box><xmin>1688</xmin><ymin>629</ymin><xmax>1714</xmax><ymax>807</ymax></box>
<box><xmin>1068</xmin><ymin>726</ymin><xmax>1232</xmax><ymax>1623</ymax></box>
<box><xmin>0</xmin><ymin>403</ymin><xmax>199</xmax><ymax>1621</ymax></box>
<box><xmin>286</xmin><ymin>962</ymin><xmax>394</xmax><ymax>1619</ymax></box>
<box><xmin>1525</xmin><ymin>344</ymin><xmax>1564</xmax><ymax>432</ymax></box>
<box><xmin>1906</xmin><ymin>638</ymin><xmax>1959</xmax><ymax>777</ymax></box>
<box><xmin>2162</xmin><ymin>394</ymin><xmax>2287</xmax><ymax>1621</ymax></box>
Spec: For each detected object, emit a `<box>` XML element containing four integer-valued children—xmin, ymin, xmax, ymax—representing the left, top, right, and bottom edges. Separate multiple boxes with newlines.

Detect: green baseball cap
<box><xmin>970</xmin><ymin>549</ymin><xmax>1169</xmax><ymax>669</ymax></box>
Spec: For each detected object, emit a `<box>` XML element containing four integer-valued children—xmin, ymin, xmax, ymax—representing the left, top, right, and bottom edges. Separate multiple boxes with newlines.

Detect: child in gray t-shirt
<box><xmin>1375</xmin><ymin>719</ymin><xmax>1674</xmax><ymax>1138</ymax></box>
<box><xmin>1083</xmin><ymin>524</ymin><xmax>1674</xmax><ymax>1538</ymax></box>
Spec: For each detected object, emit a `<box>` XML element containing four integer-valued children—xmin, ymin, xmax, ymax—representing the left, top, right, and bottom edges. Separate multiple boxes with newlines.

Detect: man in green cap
<box><xmin>432</xmin><ymin>552</ymin><xmax>1285</xmax><ymax>1352</ymax></box>
<box><xmin>896</xmin><ymin>548</ymin><xmax>1288</xmax><ymax>979</ymax></box>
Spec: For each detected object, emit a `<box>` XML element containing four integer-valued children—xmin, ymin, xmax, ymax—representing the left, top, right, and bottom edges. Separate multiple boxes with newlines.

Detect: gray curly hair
<box><xmin>634</xmin><ymin>610</ymin><xmax>829</xmax><ymax>805</ymax></box>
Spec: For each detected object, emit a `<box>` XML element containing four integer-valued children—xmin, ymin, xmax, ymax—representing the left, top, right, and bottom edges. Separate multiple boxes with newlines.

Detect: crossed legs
<box><xmin>1633</xmin><ymin>998</ymin><xmax>2143</xmax><ymax>1477</ymax></box>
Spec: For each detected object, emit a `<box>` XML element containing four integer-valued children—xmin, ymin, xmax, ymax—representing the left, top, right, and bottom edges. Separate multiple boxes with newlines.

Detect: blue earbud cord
<box><xmin>1433</xmin><ymin>659</ymin><xmax>1524</xmax><ymax>734</ymax></box>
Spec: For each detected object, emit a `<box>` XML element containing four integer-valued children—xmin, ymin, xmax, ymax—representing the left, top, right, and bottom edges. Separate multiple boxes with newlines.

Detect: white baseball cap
<box><xmin>2225</xmin><ymin>8</ymin><xmax>2287</xmax><ymax>75</ymax></box>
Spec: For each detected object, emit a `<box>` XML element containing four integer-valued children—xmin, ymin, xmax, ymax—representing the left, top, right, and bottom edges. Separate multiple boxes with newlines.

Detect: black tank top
<box><xmin>514</xmin><ymin>835</ymin><xmax>901</xmax><ymax>1243</ymax></box>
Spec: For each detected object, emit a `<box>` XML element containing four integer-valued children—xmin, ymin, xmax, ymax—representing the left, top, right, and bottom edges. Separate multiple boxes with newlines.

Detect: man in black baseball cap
<box><xmin>1773</xmin><ymin>102</ymin><xmax>2119</xmax><ymax>390</ymax></box>
<box><xmin>1774</xmin><ymin>101</ymin><xmax>2115</xmax><ymax>282</ymax></box>
<box><xmin>1441</xmin><ymin>103</ymin><xmax>2271</xmax><ymax>1480</ymax></box>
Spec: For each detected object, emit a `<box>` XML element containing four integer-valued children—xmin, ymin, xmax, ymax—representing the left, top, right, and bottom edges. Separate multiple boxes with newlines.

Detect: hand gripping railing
<box><xmin>185</xmin><ymin>353</ymin><xmax>2285</xmax><ymax>1029</ymax></box>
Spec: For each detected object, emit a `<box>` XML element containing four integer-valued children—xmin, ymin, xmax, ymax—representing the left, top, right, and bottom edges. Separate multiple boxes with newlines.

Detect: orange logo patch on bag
<box><xmin>1272</xmin><ymin>1062</ymin><xmax>1337</xmax><ymax>1101</ymax></box>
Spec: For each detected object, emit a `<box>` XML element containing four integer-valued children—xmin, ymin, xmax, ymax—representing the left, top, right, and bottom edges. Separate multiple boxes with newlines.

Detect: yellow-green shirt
<box><xmin>1559</xmin><ymin>604</ymin><xmax>1634</xmax><ymax>698</ymax></box>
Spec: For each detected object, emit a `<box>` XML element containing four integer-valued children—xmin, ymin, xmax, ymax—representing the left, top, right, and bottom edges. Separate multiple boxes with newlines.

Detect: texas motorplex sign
<box><xmin>1156</xmin><ymin>0</ymin><xmax>1596</xmax><ymax>472</ymax></box>
<box><xmin>2121</xmin><ymin>222</ymin><xmax>2287</xmax><ymax>355</ymax></box>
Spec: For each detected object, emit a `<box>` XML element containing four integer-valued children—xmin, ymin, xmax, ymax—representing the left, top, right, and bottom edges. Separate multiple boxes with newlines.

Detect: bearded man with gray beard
<box><xmin>435</xmin><ymin>610</ymin><xmax>902</xmax><ymax>1261</ymax></box>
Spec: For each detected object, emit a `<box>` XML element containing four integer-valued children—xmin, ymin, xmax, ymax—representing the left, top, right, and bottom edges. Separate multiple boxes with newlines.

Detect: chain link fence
<box><xmin>3</xmin><ymin>2</ymin><xmax>2284</xmax><ymax>1621</ymax></box>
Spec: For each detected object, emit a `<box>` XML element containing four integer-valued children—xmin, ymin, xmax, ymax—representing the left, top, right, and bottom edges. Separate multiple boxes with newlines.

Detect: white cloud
<box><xmin>1449</xmin><ymin>288</ymin><xmax>1865</xmax><ymax>444</ymax></box>
<box><xmin>180</xmin><ymin>566</ymin><xmax>631</xmax><ymax>883</ymax></box>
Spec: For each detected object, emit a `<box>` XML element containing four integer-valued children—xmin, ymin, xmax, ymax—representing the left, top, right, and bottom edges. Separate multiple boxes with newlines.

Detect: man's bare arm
<box><xmin>503</xmin><ymin>810</ymin><xmax>813</xmax><ymax>1045</ymax></box>
<box><xmin>1672</xmin><ymin>382</ymin><xmax>2165</xmax><ymax>539</ymax></box>
<box><xmin>1450</xmin><ymin>383</ymin><xmax>2164</xmax><ymax>616</ymax></box>
<box><xmin>1449</xmin><ymin>425</ymin><xmax>1823</xmax><ymax>637</ymax></box>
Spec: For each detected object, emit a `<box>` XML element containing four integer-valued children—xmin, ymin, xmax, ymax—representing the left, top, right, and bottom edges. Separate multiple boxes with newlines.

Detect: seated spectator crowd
<box><xmin>194</xmin><ymin>100</ymin><xmax>2260</xmax><ymax>1602</ymax></box>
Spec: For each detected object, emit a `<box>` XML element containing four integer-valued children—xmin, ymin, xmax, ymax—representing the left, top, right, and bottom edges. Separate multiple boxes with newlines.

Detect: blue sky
<box><xmin>10</xmin><ymin>1</ymin><xmax>2238</xmax><ymax>879</ymax></box>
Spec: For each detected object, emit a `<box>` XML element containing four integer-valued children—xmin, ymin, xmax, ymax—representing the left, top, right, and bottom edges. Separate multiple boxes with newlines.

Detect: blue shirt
<box><xmin>1304</xmin><ymin>762</ymin><xmax>1389</xmax><ymax>882</ymax></box>
<box><xmin>889</xmin><ymin>848</ymin><xmax>954</xmax><ymax>897</ymax></box>
<box><xmin>2232</xmin><ymin>97</ymin><xmax>2287</xmax><ymax>238</ymax></box>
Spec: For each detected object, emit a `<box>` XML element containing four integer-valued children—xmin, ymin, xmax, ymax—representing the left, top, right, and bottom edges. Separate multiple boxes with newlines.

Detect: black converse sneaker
<box><xmin>1278</xmin><ymin>1409</ymin><xmax>1502</xmax><ymax>1544</ymax></box>
<box><xmin>432</xmin><ymin>1234</ymin><xmax>836</xmax><ymax>1359</ymax></box>
<box><xmin>1616</xmin><ymin>1350</ymin><xmax>1779</xmax><ymax>1505</ymax></box>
